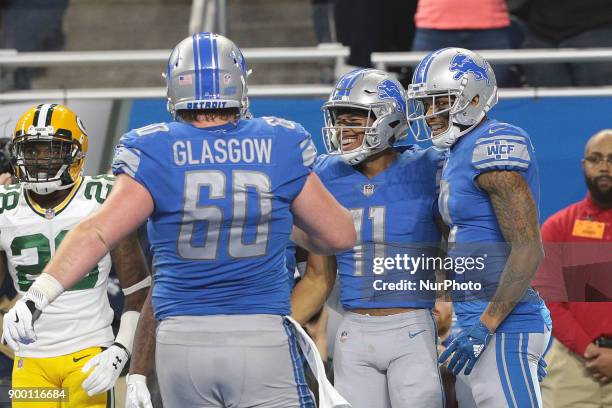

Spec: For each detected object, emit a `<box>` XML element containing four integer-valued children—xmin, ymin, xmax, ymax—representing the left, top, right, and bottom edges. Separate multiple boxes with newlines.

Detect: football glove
<box><xmin>537</xmin><ymin>357</ymin><xmax>547</xmax><ymax>382</ymax></box>
<box><xmin>125</xmin><ymin>374</ymin><xmax>153</xmax><ymax>408</ymax></box>
<box><xmin>81</xmin><ymin>343</ymin><xmax>129</xmax><ymax>396</ymax></box>
<box><xmin>1</xmin><ymin>299</ymin><xmax>39</xmax><ymax>351</ymax></box>
<box><xmin>438</xmin><ymin>320</ymin><xmax>492</xmax><ymax>376</ymax></box>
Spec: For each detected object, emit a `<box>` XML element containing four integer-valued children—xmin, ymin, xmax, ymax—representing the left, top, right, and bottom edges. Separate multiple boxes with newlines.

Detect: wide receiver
<box><xmin>407</xmin><ymin>48</ymin><xmax>551</xmax><ymax>407</ymax></box>
<box><xmin>0</xmin><ymin>104</ymin><xmax>150</xmax><ymax>408</ymax></box>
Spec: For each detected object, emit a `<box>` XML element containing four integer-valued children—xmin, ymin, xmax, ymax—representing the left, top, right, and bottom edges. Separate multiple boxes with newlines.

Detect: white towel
<box><xmin>284</xmin><ymin>316</ymin><xmax>351</xmax><ymax>408</ymax></box>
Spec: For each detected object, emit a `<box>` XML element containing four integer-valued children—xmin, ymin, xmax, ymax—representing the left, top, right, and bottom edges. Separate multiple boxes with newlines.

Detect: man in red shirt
<box><xmin>533</xmin><ymin>129</ymin><xmax>612</xmax><ymax>407</ymax></box>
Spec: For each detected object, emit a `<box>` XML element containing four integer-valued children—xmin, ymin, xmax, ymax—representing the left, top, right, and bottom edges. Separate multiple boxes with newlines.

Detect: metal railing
<box><xmin>2</xmin><ymin>47</ymin><xmax>612</xmax><ymax>101</ymax></box>
<box><xmin>0</xmin><ymin>44</ymin><xmax>349</xmax><ymax>67</ymax></box>
<box><xmin>2</xmin><ymin>86</ymin><xmax>612</xmax><ymax>102</ymax></box>
<box><xmin>371</xmin><ymin>48</ymin><xmax>612</xmax><ymax>71</ymax></box>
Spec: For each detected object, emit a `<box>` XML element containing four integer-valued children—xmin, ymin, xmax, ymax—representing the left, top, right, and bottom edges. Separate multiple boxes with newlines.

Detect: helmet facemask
<box><xmin>408</xmin><ymin>86</ymin><xmax>492</xmax><ymax>149</ymax></box>
<box><xmin>407</xmin><ymin>48</ymin><xmax>498</xmax><ymax>149</ymax></box>
<box><xmin>12</xmin><ymin>134</ymin><xmax>83</xmax><ymax>195</ymax></box>
<box><xmin>322</xmin><ymin>103</ymin><xmax>400</xmax><ymax>165</ymax></box>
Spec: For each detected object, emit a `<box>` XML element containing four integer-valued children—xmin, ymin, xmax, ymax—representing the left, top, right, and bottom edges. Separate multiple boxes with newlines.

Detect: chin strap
<box><xmin>431</xmin><ymin>125</ymin><xmax>462</xmax><ymax>149</ymax></box>
<box><xmin>431</xmin><ymin>112</ymin><xmax>486</xmax><ymax>149</ymax></box>
<box><xmin>25</xmin><ymin>180</ymin><xmax>75</xmax><ymax>195</ymax></box>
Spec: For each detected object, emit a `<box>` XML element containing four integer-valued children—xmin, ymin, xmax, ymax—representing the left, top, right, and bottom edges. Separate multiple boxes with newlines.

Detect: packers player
<box><xmin>0</xmin><ymin>104</ymin><xmax>150</xmax><ymax>408</ymax></box>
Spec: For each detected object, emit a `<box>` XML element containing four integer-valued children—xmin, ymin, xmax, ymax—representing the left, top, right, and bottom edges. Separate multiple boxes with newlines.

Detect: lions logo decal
<box><xmin>449</xmin><ymin>54</ymin><xmax>490</xmax><ymax>84</ymax></box>
<box><xmin>377</xmin><ymin>79</ymin><xmax>407</xmax><ymax>114</ymax></box>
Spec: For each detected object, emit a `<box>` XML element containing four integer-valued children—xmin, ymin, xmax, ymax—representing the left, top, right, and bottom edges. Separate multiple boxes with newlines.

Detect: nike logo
<box><xmin>408</xmin><ymin>330</ymin><xmax>426</xmax><ymax>338</ymax></box>
<box><xmin>73</xmin><ymin>355</ymin><xmax>90</xmax><ymax>363</ymax></box>
<box><xmin>488</xmin><ymin>127</ymin><xmax>506</xmax><ymax>134</ymax></box>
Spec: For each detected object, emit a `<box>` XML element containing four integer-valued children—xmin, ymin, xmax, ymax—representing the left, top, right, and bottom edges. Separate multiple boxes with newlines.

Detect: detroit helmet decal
<box><xmin>449</xmin><ymin>54</ymin><xmax>490</xmax><ymax>84</ymax></box>
<box><xmin>377</xmin><ymin>79</ymin><xmax>406</xmax><ymax>114</ymax></box>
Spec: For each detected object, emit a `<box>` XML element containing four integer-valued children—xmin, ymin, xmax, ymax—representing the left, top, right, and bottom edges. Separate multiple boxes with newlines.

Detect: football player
<box><xmin>3</xmin><ymin>33</ymin><xmax>356</xmax><ymax>408</ymax></box>
<box><xmin>0</xmin><ymin>104</ymin><xmax>150</xmax><ymax>408</ymax></box>
<box><xmin>407</xmin><ymin>47</ymin><xmax>551</xmax><ymax>407</ymax></box>
<box><xmin>297</xmin><ymin>68</ymin><xmax>447</xmax><ymax>408</ymax></box>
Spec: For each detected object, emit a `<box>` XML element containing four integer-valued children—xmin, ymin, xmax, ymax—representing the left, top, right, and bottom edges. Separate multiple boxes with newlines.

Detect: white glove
<box><xmin>81</xmin><ymin>344</ymin><xmax>129</xmax><ymax>396</ymax></box>
<box><xmin>125</xmin><ymin>374</ymin><xmax>153</xmax><ymax>408</ymax></box>
<box><xmin>1</xmin><ymin>299</ymin><xmax>38</xmax><ymax>351</ymax></box>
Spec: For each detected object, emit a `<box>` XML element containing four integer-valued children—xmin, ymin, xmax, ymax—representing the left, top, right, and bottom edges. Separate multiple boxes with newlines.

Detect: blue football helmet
<box><xmin>407</xmin><ymin>48</ymin><xmax>498</xmax><ymax>149</ymax></box>
<box><xmin>322</xmin><ymin>69</ymin><xmax>409</xmax><ymax>165</ymax></box>
<box><xmin>165</xmin><ymin>32</ymin><xmax>250</xmax><ymax>119</ymax></box>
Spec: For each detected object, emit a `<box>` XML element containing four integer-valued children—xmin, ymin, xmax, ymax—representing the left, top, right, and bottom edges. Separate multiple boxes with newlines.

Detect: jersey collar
<box><xmin>25</xmin><ymin>177</ymin><xmax>84</xmax><ymax>219</ymax></box>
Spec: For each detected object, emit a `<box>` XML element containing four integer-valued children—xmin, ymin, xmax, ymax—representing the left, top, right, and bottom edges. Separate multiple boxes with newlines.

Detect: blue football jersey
<box><xmin>112</xmin><ymin>117</ymin><xmax>317</xmax><ymax>320</ymax></box>
<box><xmin>439</xmin><ymin>118</ymin><xmax>551</xmax><ymax>332</ymax></box>
<box><xmin>314</xmin><ymin>147</ymin><xmax>444</xmax><ymax>310</ymax></box>
<box><xmin>285</xmin><ymin>241</ymin><xmax>297</xmax><ymax>287</ymax></box>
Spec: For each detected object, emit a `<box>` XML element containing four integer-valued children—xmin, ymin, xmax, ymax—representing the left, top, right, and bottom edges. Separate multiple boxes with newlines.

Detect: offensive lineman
<box><xmin>299</xmin><ymin>68</ymin><xmax>446</xmax><ymax>408</ymax></box>
<box><xmin>407</xmin><ymin>47</ymin><xmax>551</xmax><ymax>407</ymax></box>
<box><xmin>3</xmin><ymin>33</ymin><xmax>356</xmax><ymax>408</ymax></box>
<box><xmin>0</xmin><ymin>104</ymin><xmax>150</xmax><ymax>407</ymax></box>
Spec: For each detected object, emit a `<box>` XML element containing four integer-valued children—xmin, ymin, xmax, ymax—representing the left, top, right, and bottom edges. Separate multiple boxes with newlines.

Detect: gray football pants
<box><xmin>455</xmin><ymin>328</ymin><xmax>551</xmax><ymax>408</ymax></box>
<box><xmin>155</xmin><ymin>315</ymin><xmax>315</xmax><ymax>408</ymax></box>
<box><xmin>333</xmin><ymin>309</ymin><xmax>444</xmax><ymax>408</ymax></box>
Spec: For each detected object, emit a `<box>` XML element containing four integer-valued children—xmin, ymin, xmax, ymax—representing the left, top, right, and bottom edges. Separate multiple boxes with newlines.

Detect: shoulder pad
<box><xmin>82</xmin><ymin>175</ymin><xmax>115</xmax><ymax>204</ymax></box>
<box><xmin>120</xmin><ymin>123</ymin><xmax>171</xmax><ymax>148</ymax></box>
<box><xmin>0</xmin><ymin>183</ymin><xmax>22</xmax><ymax>215</ymax></box>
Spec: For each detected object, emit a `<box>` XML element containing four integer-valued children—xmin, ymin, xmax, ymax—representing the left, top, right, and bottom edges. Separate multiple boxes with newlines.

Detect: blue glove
<box><xmin>537</xmin><ymin>357</ymin><xmax>547</xmax><ymax>382</ymax></box>
<box><xmin>438</xmin><ymin>321</ymin><xmax>492</xmax><ymax>376</ymax></box>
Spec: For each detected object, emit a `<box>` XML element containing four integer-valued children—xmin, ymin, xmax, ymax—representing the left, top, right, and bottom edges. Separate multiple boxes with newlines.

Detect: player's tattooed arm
<box><xmin>129</xmin><ymin>288</ymin><xmax>157</xmax><ymax>376</ymax></box>
<box><xmin>291</xmin><ymin>251</ymin><xmax>337</xmax><ymax>325</ymax></box>
<box><xmin>476</xmin><ymin>170</ymin><xmax>544</xmax><ymax>332</ymax></box>
<box><xmin>112</xmin><ymin>231</ymin><xmax>150</xmax><ymax>313</ymax></box>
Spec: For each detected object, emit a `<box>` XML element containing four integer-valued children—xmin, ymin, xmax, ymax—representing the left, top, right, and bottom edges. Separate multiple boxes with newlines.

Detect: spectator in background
<box><xmin>520</xmin><ymin>0</ymin><xmax>612</xmax><ymax>86</ymax></box>
<box><xmin>332</xmin><ymin>0</ymin><xmax>418</xmax><ymax>86</ymax></box>
<box><xmin>0</xmin><ymin>0</ymin><xmax>69</xmax><ymax>90</ymax></box>
<box><xmin>533</xmin><ymin>130</ymin><xmax>612</xmax><ymax>408</ymax></box>
<box><xmin>412</xmin><ymin>0</ymin><xmax>518</xmax><ymax>87</ymax></box>
<box><xmin>311</xmin><ymin>0</ymin><xmax>336</xmax><ymax>44</ymax></box>
<box><xmin>310</xmin><ymin>0</ymin><xmax>337</xmax><ymax>84</ymax></box>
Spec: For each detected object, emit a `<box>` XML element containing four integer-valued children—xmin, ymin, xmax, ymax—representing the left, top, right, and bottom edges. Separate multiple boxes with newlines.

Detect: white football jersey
<box><xmin>0</xmin><ymin>175</ymin><xmax>115</xmax><ymax>358</ymax></box>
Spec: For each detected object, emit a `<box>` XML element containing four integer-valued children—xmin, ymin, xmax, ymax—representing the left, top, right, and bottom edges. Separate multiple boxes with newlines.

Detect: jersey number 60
<box><xmin>178</xmin><ymin>170</ymin><xmax>272</xmax><ymax>260</ymax></box>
